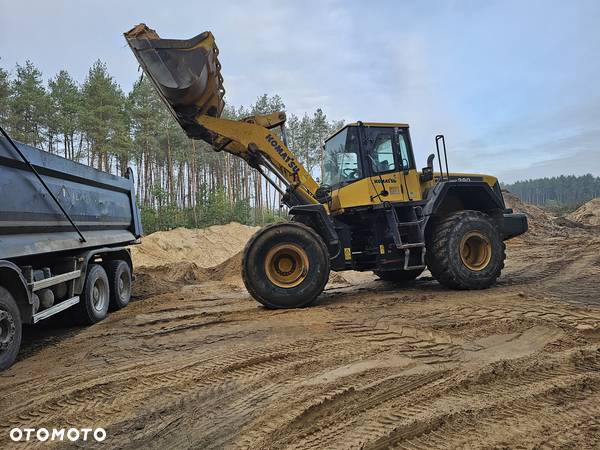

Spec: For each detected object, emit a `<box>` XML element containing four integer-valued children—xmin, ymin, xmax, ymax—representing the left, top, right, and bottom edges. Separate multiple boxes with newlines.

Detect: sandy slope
<box><xmin>568</xmin><ymin>198</ymin><xmax>600</xmax><ymax>226</ymax></box>
<box><xmin>131</xmin><ymin>223</ymin><xmax>260</xmax><ymax>268</ymax></box>
<box><xmin>1</xmin><ymin>208</ymin><xmax>599</xmax><ymax>449</ymax></box>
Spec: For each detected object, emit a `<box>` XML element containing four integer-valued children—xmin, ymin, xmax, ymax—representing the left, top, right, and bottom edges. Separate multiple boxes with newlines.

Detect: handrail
<box><xmin>435</xmin><ymin>135</ymin><xmax>450</xmax><ymax>180</ymax></box>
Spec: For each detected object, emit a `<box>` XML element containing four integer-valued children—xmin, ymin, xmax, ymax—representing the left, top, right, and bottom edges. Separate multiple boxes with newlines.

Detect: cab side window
<box><xmin>398</xmin><ymin>134</ymin><xmax>411</xmax><ymax>170</ymax></box>
<box><xmin>369</xmin><ymin>134</ymin><xmax>396</xmax><ymax>174</ymax></box>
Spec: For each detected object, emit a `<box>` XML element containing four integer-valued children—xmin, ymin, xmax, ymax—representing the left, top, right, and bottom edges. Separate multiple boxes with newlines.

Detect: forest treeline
<box><xmin>3</xmin><ymin>61</ymin><xmax>598</xmax><ymax>231</ymax></box>
<box><xmin>503</xmin><ymin>174</ymin><xmax>600</xmax><ymax>212</ymax></box>
<box><xmin>0</xmin><ymin>60</ymin><xmax>342</xmax><ymax>233</ymax></box>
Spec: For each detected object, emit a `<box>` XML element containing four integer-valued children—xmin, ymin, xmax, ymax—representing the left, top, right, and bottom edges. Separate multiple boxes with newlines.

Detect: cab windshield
<box><xmin>322</xmin><ymin>127</ymin><xmax>361</xmax><ymax>186</ymax></box>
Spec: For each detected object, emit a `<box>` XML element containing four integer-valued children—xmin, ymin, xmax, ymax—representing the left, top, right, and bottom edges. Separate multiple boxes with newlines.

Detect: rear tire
<box><xmin>242</xmin><ymin>222</ymin><xmax>330</xmax><ymax>309</ymax></box>
<box><xmin>74</xmin><ymin>264</ymin><xmax>110</xmax><ymax>325</ymax></box>
<box><xmin>374</xmin><ymin>268</ymin><xmax>424</xmax><ymax>283</ymax></box>
<box><xmin>105</xmin><ymin>260</ymin><xmax>132</xmax><ymax>311</ymax></box>
<box><xmin>426</xmin><ymin>210</ymin><xmax>505</xmax><ymax>290</ymax></box>
<box><xmin>0</xmin><ymin>287</ymin><xmax>22</xmax><ymax>371</ymax></box>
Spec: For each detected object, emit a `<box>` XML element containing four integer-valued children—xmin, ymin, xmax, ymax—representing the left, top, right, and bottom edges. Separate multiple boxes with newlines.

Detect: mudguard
<box><xmin>423</xmin><ymin>181</ymin><xmax>528</xmax><ymax>240</ymax></box>
<box><xmin>422</xmin><ymin>181</ymin><xmax>505</xmax><ymax>217</ymax></box>
<box><xmin>289</xmin><ymin>204</ymin><xmax>340</xmax><ymax>254</ymax></box>
<box><xmin>0</xmin><ymin>260</ymin><xmax>32</xmax><ymax>323</ymax></box>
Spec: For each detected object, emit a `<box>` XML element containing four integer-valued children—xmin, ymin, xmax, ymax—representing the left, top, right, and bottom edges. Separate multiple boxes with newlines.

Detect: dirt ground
<box><xmin>1</xmin><ymin>200</ymin><xmax>600</xmax><ymax>449</ymax></box>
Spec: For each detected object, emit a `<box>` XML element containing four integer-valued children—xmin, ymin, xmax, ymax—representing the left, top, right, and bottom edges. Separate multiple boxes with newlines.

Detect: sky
<box><xmin>1</xmin><ymin>0</ymin><xmax>599</xmax><ymax>183</ymax></box>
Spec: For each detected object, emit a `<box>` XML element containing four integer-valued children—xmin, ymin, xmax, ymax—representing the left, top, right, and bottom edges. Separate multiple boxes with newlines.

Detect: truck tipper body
<box><xmin>0</xmin><ymin>132</ymin><xmax>142</xmax><ymax>370</ymax></box>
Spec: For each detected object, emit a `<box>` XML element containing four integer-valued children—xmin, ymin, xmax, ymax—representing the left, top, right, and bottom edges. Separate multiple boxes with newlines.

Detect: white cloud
<box><xmin>1</xmin><ymin>0</ymin><xmax>599</xmax><ymax>180</ymax></box>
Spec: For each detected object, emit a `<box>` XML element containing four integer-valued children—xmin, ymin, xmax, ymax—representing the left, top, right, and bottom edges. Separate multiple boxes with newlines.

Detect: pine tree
<box><xmin>312</xmin><ymin>108</ymin><xmax>329</xmax><ymax>180</ymax></box>
<box><xmin>129</xmin><ymin>77</ymin><xmax>163</xmax><ymax>205</ymax></box>
<box><xmin>0</xmin><ymin>68</ymin><xmax>10</xmax><ymax>128</ymax></box>
<box><xmin>80</xmin><ymin>60</ymin><xmax>129</xmax><ymax>172</ymax></box>
<box><xmin>9</xmin><ymin>61</ymin><xmax>49</xmax><ymax>148</ymax></box>
<box><xmin>48</xmin><ymin>70</ymin><xmax>81</xmax><ymax>160</ymax></box>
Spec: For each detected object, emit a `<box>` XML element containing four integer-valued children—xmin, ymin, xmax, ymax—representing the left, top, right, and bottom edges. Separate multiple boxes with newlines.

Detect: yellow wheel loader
<box><xmin>124</xmin><ymin>24</ymin><xmax>528</xmax><ymax>309</ymax></box>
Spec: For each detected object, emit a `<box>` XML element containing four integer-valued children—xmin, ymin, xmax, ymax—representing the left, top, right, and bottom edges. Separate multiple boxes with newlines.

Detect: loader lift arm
<box><xmin>197</xmin><ymin>112</ymin><xmax>319</xmax><ymax>207</ymax></box>
<box><xmin>124</xmin><ymin>24</ymin><xmax>319</xmax><ymax>207</ymax></box>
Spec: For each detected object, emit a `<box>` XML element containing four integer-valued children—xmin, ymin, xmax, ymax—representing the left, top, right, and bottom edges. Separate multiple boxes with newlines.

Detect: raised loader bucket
<box><xmin>124</xmin><ymin>24</ymin><xmax>225</xmax><ymax>138</ymax></box>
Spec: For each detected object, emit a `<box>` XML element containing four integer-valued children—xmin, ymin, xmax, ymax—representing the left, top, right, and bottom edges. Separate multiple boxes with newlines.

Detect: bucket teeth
<box><xmin>124</xmin><ymin>23</ymin><xmax>225</xmax><ymax>138</ymax></box>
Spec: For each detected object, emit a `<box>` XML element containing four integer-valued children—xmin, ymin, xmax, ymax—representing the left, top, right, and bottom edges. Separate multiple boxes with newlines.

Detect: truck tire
<box><xmin>242</xmin><ymin>222</ymin><xmax>330</xmax><ymax>309</ymax></box>
<box><xmin>374</xmin><ymin>268</ymin><xmax>424</xmax><ymax>283</ymax></box>
<box><xmin>426</xmin><ymin>210</ymin><xmax>505</xmax><ymax>290</ymax></box>
<box><xmin>0</xmin><ymin>287</ymin><xmax>22</xmax><ymax>371</ymax></box>
<box><xmin>105</xmin><ymin>260</ymin><xmax>132</xmax><ymax>311</ymax></box>
<box><xmin>75</xmin><ymin>264</ymin><xmax>110</xmax><ymax>325</ymax></box>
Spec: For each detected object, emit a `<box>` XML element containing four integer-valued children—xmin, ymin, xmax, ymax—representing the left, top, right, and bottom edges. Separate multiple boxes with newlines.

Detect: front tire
<box><xmin>242</xmin><ymin>222</ymin><xmax>330</xmax><ymax>309</ymax></box>
<box><xmin>0</xmin><ymin>287</ymin><xmax>22</xmax><ymax>371</ymax></box>
<box><xmin>374</xmin><ymin>268</ymin><xmax>424</xmax><ymax>283</ymax></box>
<box><xmin>426</xmin><ymin>210</ymin><xmax>505</xmax><ymax>290</ymax></box>
<box><xmin>74</xmin><ymin>264</ymin><xmax>110</xmax><ymax>325</ymax></box>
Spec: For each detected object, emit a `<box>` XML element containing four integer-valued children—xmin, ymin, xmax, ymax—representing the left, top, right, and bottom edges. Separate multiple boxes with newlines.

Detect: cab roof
<box><xmin>325</xmin><ymin>122</ymin><xmax>410</xmax><ymax>142</ymax></box>
<box><xmin>346</xmin><ymin>122</ymin><xmax>409</xmax><ymax>128</ymax></box>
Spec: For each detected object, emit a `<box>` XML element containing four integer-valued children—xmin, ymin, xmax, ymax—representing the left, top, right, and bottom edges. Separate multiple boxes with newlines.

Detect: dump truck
<box><xmin>0</xmin><ymin>128</ymin><xmax>142</xmax><ymax>370</ymax></box>
<box><xmin>124</xmin><ymin>24</ymin><xmax>527</xmax><ymax>309</ymax></box>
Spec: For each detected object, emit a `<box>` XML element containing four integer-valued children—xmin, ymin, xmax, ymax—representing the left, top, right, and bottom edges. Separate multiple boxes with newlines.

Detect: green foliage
<box><xmin>0</xmin><ymin>68</ymin><xmax>10</xmax><ymax>125</ymax></box>
<box><xmin>9</xmin><ymin>61</ymin><xmax>49</xmax><ymax>147</ymax></box>
<box><xmin>1</xmin><ymin>59</ymin><xmax>342</xmax><ymax>234</ymax></box>
<box><xmin>139</xmin><ymin>187</ymin><xmax>278</xmax><ymax>234</ymax></box>
<box><xmin>48</xmin><ymin>70</ymin><xmax>81</xmax><ymax>156</ymax></box>
<box><xmin>503</xmin><ymin>174</ymin><xmax>600</xmax><ymax>208</ymax></box>
<box><xmin>285</xmin><ymin>108</ymin><xmax>343</xmax><ymax>178</ymax></box>
<box><xmin>80</xmin><ymin>60</ymin><xmax>131</xmax><ymax>171</ymax></box>
<box><xmin>541</xmin><ymin>199</ymin><xmax>584</xmax><ymax>216</ymax></box>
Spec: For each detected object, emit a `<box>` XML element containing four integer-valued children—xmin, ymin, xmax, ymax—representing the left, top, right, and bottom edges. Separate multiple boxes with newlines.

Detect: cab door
<box><xmin>365</xmin><ymin>129</ymin><xmax>404</xmax><ymax>202</ymax></box>
<box><xmin>393</xmin><ymin>128</ymin><xmax>422</xmax><ymax>201</ymax></box>
<box><xmin>364</xmin><ymin>127</ymin><xmax>422</xmax><ymax>203</ymax></box>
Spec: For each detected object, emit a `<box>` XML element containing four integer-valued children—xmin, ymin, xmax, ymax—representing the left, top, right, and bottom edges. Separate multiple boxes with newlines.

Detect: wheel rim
<box><xmin>118</xmin><ymin>271</ymin><xmax>131</xmax><ymax>302</ymax></box>
<box><xmin>0</xmin><ymin>309</ymin><xmax>16</xmax><ymax>352</ymax></box>
<box><xmin>264</xmin><ymin>243</ymin><xmax>310</xmax><ymax>289</ymax></box>
<box><xmin>459</xmin><ymin>231</ymin><xmax>492</xmax><ymax>271</ymax></box>
<box><xmin>92</xmin><ymin>277</ymin><xmax>109</xmax><ymax>312</ymax></box>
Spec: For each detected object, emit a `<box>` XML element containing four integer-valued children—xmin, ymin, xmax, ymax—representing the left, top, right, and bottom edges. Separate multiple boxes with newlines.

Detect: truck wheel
<box><xmin>105</xmin><ymin>260</ymin><xmax>132</xmax><ymax>311</ymax></box>
<box><xmin>426</xmin><ymin>210</ymin><xmax>505</xmax><ymax>290</ymax></box>
<box><xmin>75</xmin><ymin>264</ymin><xmax>110</xmax><ymax>325</ymax></box>
<box><xmin>0</xmin><ymin>287</ymin><xmax>22</xmax><ymax>371</ymax></box>
<box><xmin>242</xmin><ymin>222</ymin><xmax>330</xmax><ymax>309</ymax></box>
<box><xmin>374</xmin><ymin>268</ymin><xmax>424</xmax><ymax>283</ymax></box>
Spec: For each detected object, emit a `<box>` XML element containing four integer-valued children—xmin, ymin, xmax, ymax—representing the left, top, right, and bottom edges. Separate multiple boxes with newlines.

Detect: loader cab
<box><xmin>323</xmin><ymin>123</ymin><xmax>422</xmax><ymax>209</ymax></box>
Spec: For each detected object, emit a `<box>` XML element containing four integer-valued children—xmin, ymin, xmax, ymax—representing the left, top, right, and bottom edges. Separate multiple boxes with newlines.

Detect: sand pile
<box><xmin>502</xmin><ymin>190</ymin><xmax>555</xmax><ymax>238</ymax></box>
<box><xmin>131</xmin><ymin>222</ymin><xmax>357</xmax><ymax>297</ymax></box>
<box><xmin>567</xmin><ymin>198</ymin><xmax>600</xmax><ymax>226</ymax></box>
<box><xmin>502</xmin><ymin>191</ymin><xmax>551</xmax><ymax>226</ymax></box>
<box><xmin>133</xmin><ymin>246</ymin><xmax>353</xmax><ymax>298</ymax></box>
<box><xmin>502</xmin><ymin>190</ymin><xmax>597</xmax><ymax>240</ymax></box>
<box><xmin>132</xmin><ymin>222</ymin><xmax>260</xmax><ymax>268</ymax></box>
<box><xmin>133</xmin><ymin>255</ymin><xmax>246</xmax><ymax>298</ymax></box>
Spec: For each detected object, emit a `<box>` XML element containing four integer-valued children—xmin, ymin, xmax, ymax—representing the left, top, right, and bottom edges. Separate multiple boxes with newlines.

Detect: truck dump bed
<box><xmin>0</xmin><ymin>136</ymin><xmax>142</xmax><ymax>260</ymax></box>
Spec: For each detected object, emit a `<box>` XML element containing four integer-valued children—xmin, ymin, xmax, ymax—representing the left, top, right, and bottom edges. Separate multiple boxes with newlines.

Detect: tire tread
<box><xmin>242</xmin><ymin>222</ymin><xmax>330</xmax><ymax>308</ymax></box>
<box><xmin>426</xmin><ymin>210</ymin><xmax>506</xmax><ymax>290</ymax></box>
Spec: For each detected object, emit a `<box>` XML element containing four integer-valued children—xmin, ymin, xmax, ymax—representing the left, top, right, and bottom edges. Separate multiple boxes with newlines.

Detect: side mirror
<box><xmin>420</xmin><ymin>153</ymin><xmax>435</xmax><ymax>182</ymax></box>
